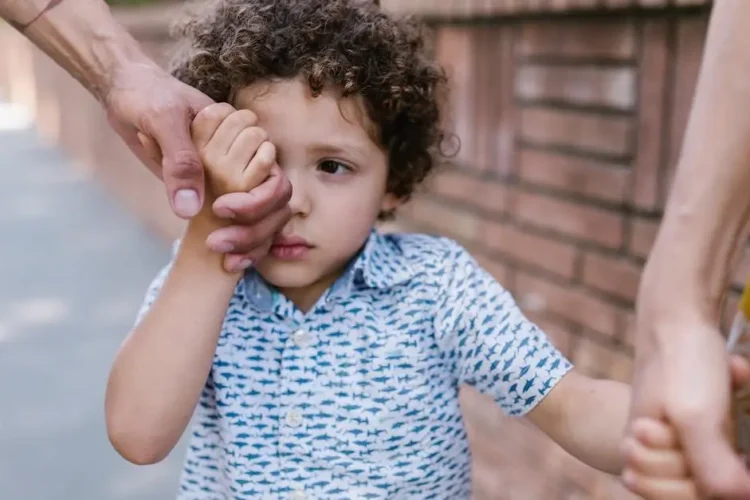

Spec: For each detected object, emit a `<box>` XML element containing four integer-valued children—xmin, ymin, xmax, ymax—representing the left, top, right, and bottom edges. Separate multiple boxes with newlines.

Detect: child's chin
<box><xmin>255</xmin><ymin>263</ymin><xmax>317</xmax><ymax>289</ymax></box>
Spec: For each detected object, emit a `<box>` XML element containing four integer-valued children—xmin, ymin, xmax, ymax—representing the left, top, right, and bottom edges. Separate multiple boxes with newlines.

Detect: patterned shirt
<box><xmin>135</xmin><ymin>230</ymin><xmax>573</xmax><ymax>500</ymax></box>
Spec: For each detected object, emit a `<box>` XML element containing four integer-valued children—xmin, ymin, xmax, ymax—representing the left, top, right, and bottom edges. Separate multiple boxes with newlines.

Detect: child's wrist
<box><xmin>177</xmin><ymin>212</ymin><xmax>243</xmax><ymax>280</ymax></box>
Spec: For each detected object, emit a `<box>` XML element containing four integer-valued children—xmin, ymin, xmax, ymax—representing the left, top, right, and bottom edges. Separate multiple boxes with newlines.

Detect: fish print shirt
<box><xmin>135</xmin><ymin>230</ymin><xmax>573</xmax><ymax>500</ymax></box>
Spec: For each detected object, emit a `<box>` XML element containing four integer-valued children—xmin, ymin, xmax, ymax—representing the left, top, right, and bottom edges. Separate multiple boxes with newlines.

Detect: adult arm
<box><xmin>630</xmin><ymin>0</ymin><xmax>750</xmax><ymax>496</ymax></box>
<box><xmin>0</xmin><ymin>0</ymin><xmax>214</xmax><ymax>217</ymax></box>
<box><xmin>0</xmin><ymin>0</ymin><xmax>291</xmax><ymax>270</ymax></box>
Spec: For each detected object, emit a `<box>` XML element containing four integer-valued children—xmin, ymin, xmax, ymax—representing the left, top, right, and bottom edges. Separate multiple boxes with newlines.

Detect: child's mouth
<box><xmin>269</xmin><ymin>235</ymin><xmax>313</xmax><ymax>260</ymax></box>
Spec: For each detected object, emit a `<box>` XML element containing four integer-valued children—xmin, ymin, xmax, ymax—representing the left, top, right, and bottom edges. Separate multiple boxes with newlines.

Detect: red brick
<box><xmin>623</xmin><ymin>312</ymin><xmax>637</xmax><ymax>346</ymax></box>
<box><xmin>523</xmin><ymin>311</ymin><xmax>575</xmax><ymax>357</ymax></box>
<box><xmin>482</xmin><ymin>220</ymin><xmax>578</xmax><ymax>278</ymax></box>
<box><xmin>494</xmin><ymin>27</ymin><xmax>517</xmax><ymax>179</ymax></box>
<box><xmin>629</xmin><ymin>217</ymin><xmax>660</xmax><ymax>258</ymax></box>
<box><xmin>472</xmin><ymin>27</ymin><xmax>503</xmax><ymax>172</ymax></box>
<box><xmin>520</xmin><ymin>107</ymin><xmax>633</xmax><ymax>157</ymax></box>
<box><xmin>434</xmin><ymin>26</ymin><xmax>477</xmax><ymax>169</ymax></box>
<box><xmin>518</xmin><ymin>149</ymin><xmax>630</xmax><ymax>203</ymax></box>
<box><xmin>517</xmin><ymin>20</ymin><xmax>636</xmax><ymax>60</ymax></box>
<box><xmin>633</xmin><ymin>19</ymin><xmax>669</xmax><ymax>211</ymax></box>
<box><xmin>516</xmin><ymin>273</ymin><xmax>623</xmax><ymax>337</ymax></box>
<box><xmin>582</xmin><ymin>252</ymin><xmax>642</xmax><ymax>302</ymax></box>
<box><xmin>514</xmin><ymin>190</ymin><xmax>624</xmax><ymax>249</ymax></box>
<box><xmin>516</xmin><ymin>64</ymin><xmax>636</xmax><ymax>110</ymax></box>
<box><xmin>473</xmin><ymin>252</ymin><xmax>512</xmax><ymax>285</ymax></box>
<box><xmin>428</xmin><ymin>168</ymin><xmax>507</xmax><ymax>215</ymax></box>
<box><xmin>573</xmin><ymin>335</ymin><xmax>633</xmax><ymax>382</ymax></box>
<box><xmin>407</xmin><ymin>195</ymin><xmax>481</xmax><ymax>243</ymax></box>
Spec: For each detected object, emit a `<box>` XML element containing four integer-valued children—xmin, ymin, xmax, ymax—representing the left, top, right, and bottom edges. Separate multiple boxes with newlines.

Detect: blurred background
<box><xmin>0</xmin><ymin>0</ymin><xmax>746</xmax><ymax>499</ymax></box>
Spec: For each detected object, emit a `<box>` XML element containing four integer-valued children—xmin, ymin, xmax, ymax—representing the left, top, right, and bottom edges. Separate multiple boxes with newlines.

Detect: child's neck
<box><xmin>278</xmin><ymin>265</ymin><xmax>348</xmax><ymax>313</ymax></box>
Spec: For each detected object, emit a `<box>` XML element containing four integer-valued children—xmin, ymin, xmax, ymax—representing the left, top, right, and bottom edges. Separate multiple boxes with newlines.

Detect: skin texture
<box><xmin>629</xmin><ymin>0</ymin><xmax>750</xmax><ymax>497</ymax></box>
<box><xmin>0</xmin><ymin>0</ymin><xmax>292</xmax><ymax>272</ymax></box>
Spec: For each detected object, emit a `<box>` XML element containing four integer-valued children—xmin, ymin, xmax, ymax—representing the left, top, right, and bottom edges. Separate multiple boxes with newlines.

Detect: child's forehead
<box><xmin>233</xmin><ymin>78</ymin><xmax>380</xmax><ymax>147</ymax></box>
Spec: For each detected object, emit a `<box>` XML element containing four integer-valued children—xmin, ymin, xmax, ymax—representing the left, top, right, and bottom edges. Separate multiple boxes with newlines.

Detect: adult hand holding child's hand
<box><xmin>141</xmin><ymin>102</ymin><xmax>291</xmax><ymax>272</ymax></box>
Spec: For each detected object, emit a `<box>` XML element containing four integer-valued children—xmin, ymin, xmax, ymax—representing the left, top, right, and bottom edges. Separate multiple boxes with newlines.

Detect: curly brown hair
<box><xmin>169</xmin><ymin>0</ymin><xmax>450</xmax><ymax>210</ymax></box>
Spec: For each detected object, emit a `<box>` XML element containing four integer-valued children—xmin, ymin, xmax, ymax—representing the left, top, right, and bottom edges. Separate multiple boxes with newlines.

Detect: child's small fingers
<box><xmin>622</xmin><ymin>468</ymin><xmax>700</xmax><ymax>500</ymax></box>
<box><xmin>631</xmin><ymin>417</ymin><xmax>679</xmax><ymax>449</ymax></box>
<box><xmin>622</xmin><ymin>437</ymin><xmax>688</xmax><ymax>478</ymax></box>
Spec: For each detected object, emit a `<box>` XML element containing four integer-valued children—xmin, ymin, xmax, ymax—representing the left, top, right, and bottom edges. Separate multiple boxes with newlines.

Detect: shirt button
<box><xmin>285</xmin><ymin>409</ymin><xmax>303</xmax><ymax>428</ymax></box>
<box><xmin>289</xmin><ymin>488</ymin><xmax>306</xmax><ymax>500</ymax></box>
<box><xmin>291</xmin><ymin>329</ymin><xmax>310</xmax><ymax>347</ymax></box>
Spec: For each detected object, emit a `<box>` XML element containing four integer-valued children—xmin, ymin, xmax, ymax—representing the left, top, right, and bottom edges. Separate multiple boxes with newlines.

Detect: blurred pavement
<box><xmin>0</xmin><ymin>120</ymin><xmax>186</xmax><ymax>499</ymax></box>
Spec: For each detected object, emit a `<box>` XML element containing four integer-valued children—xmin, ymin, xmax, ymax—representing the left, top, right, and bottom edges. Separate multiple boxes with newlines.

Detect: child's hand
<box><xmin>191</xmin><ymin>103</ymin><xmax>277</xmax><ymax>202</ymax></box>
<box><xmin>622</xmin><ymin>354</ymin><xmax>750</xmax><ymax>500</ymax></box>
<box><xmin>621</xmin><ymin>418</ymin><xmax>697</xmax><ymax>500</ymax></box>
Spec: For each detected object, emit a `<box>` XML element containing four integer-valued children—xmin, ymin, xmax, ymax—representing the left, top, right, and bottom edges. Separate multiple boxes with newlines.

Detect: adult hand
<box><xmin>138</xmin><ymin>102</ymin><xmax>292</xmax><ymax>272</ymax></box>
<box><xmin>103</xmin><ymin>60</ymin><xmax>215</xmax><ymax>219</ymax></box>
<box><xmin>627</xmin><ymin>314</ymin><xmax>750</xmax><ymax>499</ymax></box>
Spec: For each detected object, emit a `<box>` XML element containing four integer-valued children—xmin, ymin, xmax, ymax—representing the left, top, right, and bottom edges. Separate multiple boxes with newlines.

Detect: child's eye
<box><xmin>318</xmin><ymin>160</ymin><xmax>351</xmax><ymax>175</ymax></box>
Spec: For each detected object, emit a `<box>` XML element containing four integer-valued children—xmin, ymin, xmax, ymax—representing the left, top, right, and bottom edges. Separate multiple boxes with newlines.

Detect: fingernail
<box><xmin>174</xmin><ymin>189</ymin><xmax>201</xmax><ymax>218</ymax></box>
<box><xmin>209</xmin><ymin>241</ymin><xmax>234</xmax><ymax>253</ymax></box>
<box><xmin>230</xmin><ymin>259</ymin><xmax>253</xmax><ymax>272</ymax></box>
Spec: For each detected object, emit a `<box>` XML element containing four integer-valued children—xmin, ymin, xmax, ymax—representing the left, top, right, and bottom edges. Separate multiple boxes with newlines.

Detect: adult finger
<box><xmin>144</xmin><ymin>110</ymin><xmax>205</xmax><ymax>219</ymax></box>
<box><xmin>212</xmin><ymin>165</ymin><xmax>292</xmax><ymax>222</ymax></box>
<box><xmin>223</xmin><ymin>240</ymin><xmax>274</xmax><ymax>274</ymax></box>
<box><xmin>206</xmin><ymin>203</ymin><xmax>291</xmax><ymax>256</ymax></box>
<box><xmin>675</xmin><ymin>405</ymin><xmax>750</xmax><ymax>498</ymax></box>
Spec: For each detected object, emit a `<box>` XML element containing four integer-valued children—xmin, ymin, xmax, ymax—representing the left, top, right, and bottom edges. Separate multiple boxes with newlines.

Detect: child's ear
<box><xmin>380</xmin><ymin>193</ymin><xmax>403</xmax><ymax>214</ymax></box>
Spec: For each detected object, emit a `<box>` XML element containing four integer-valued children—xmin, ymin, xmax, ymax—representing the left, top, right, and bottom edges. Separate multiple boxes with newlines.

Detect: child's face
<box><xmin>234</xmin><ymin>78</ymin><xmax>399</xmax><ymax>308</ymax></box>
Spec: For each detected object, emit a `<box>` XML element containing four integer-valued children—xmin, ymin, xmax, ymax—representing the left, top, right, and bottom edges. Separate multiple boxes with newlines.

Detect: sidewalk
<box><xmin>0</xmin><ymin>119</ymin><xmax>185</xmax><ymax>499</ymax></box>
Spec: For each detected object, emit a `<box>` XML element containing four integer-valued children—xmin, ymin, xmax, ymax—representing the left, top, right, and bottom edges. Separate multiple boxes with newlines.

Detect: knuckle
<box><xmin>165</xmin><ymin>150</ymin><xmax>203</xmax><ymax>179</ymax></box>
<box><xmin>234</xmin><ymin>108</ymin><xmax>257</xmax><ymax>125</ymax></box>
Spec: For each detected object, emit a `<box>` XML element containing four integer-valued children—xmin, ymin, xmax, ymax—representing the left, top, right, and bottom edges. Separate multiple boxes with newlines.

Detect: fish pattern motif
<box><xmin>135</xmin><ymin>231</ymin><xmax>573</xmax><ymax>499</ymax></box>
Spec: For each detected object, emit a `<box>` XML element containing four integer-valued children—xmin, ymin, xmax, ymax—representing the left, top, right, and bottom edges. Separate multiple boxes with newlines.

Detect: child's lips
<box><xmin>269</xmin><ymin>236</ymin><xmax>313</xmax><ymax>260</ymax></box>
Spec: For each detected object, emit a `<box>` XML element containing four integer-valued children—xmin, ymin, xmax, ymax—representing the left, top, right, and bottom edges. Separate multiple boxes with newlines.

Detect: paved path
<box><xmin>0</xmin><ymin>124</ymin><xmax>186</xmax><ymax>499</ymax></box>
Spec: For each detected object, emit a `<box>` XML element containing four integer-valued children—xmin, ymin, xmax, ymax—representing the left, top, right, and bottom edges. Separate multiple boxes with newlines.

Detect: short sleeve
<box><xmin>435</xmin><ymin>239</ymin><xmax>573</xmax><ymax>416</ymax></box>
<box><xmin>133</xmin><ymin>240</ymin><xmax>180</xmax><ymax>327</ymax></box>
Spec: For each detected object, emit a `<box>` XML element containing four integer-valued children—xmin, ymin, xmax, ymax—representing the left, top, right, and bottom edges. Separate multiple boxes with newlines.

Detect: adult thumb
<box><xmin>679</xmin><ymin>405</ymin><xmax>750</xmax><ymax>498</ymax></box>
<box><xmin>147</xmin><ymin>113</ymin><xmax>205</xmax><ymax>219</ymax></box>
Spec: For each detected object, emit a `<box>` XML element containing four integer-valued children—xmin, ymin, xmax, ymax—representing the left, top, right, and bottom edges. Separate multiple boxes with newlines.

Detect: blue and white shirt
<box><xmin>135</xmin><ymin>231</ymin><xmax>573</xmax><ymax>500</ymax></box>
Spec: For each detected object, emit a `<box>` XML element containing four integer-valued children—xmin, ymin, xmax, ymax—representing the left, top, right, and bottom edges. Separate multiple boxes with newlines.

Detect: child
<box><xmin>103</xmin><ymin>0</ymin><xmax>746</xmax><ymax>498</ymax></box>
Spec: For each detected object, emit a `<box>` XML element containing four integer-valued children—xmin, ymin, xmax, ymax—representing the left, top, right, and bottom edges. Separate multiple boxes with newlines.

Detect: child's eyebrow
<box><xmin>307</xmin><ymin>141</ymin><xmax>371</xmax><ymax>162</ymax></box>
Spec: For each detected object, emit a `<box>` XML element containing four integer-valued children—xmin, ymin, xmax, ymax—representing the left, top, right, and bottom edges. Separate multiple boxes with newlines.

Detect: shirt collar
<box><xmin>242</xmin><ymin>229</ymin><xmax>417</xmax><ymax>311</ymax></box>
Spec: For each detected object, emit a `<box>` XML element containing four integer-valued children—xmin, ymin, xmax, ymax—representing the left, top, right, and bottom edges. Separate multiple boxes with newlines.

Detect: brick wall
<box><xmin>3</xmin><ymin>2</ymin><xmax>748</xmax><ymax>499</ymax></box>
<box><xmin>391</xmin><ymin>7</ymin><xmax>748</xmax><ymax>499</ymax></box>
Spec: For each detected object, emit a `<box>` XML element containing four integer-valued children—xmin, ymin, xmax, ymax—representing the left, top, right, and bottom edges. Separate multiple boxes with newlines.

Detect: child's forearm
<box><xmin>556</xmin><ymin>379</ymin><xmax>630</xmax><ymax>474</ymax></box>
<box><xmin>529</xmin><ymin>372</ymin><xmax>630</xmax><ymax>475</ymax></box>
<box><xmin>105</xmin><ymin>220</ymin><xmax>241</xmax><ymax>465</ymax></box>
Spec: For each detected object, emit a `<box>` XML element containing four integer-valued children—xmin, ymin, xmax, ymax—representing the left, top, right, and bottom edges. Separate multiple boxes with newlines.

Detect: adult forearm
<box><xmin>105</xmin><ymin>225</ymin><xmax>240</xmax><ymax>464</ymax></box>
<box><xmin>639</xmin><ymin>0</ymin><xmax>750</xmax><ymax>329</ymax></box>
<box><xmin>0</xmin><ymin>0</ymin><xmax>151</xmax><ymax>100</ymax></box>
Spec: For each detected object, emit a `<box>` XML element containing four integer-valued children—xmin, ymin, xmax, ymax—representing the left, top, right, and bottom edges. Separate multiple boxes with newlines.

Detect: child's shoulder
<box><xmin>379</xmin><ymin>231</ymin><xmax>476</xmax><ymax>279</ymax></box>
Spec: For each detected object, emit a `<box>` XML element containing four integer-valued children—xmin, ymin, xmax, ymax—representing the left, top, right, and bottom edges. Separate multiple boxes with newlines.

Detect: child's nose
<box><xmin>286</xmin><ymin>170</ymin><xmax>311</xmax><ymax>216</ymax></box>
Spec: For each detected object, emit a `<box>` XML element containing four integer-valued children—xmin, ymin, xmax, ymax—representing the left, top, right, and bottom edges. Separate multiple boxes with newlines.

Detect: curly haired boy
<box><xmin>104</xmin><ymin>1</ymin><xmax>727</xmax><ymax>498</ymax></box>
